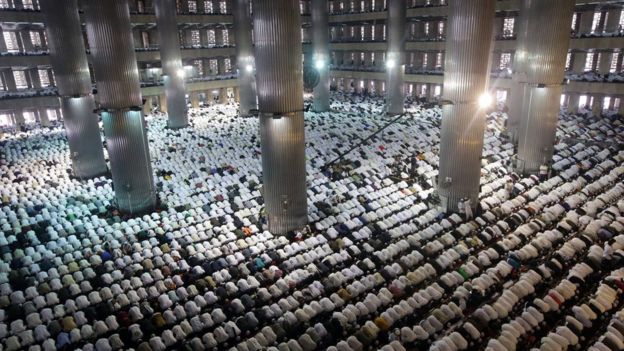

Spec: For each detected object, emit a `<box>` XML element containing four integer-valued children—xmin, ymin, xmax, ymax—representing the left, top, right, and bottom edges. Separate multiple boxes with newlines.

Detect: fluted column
<box><xmin>437</xmin><ymin>0</ymin><xmax>495</xmax><ymax>212</ymax></box>
<box><xmin>507</xmin><ymin>0</ymin><xmax>529</xmax><ymax>142</ymax></box>
<box><xmin>155</xmin><ymin>0</ymin><xmax>188</xmax><ymax>128</ymax></box>
<box><xmin>84</xmin><ymin>0</ymin><xmax>157</xmax><ymax>214</ymax></box>
<box><xmin>233</xmin><ymin>0</ymin><xmax>257</xmax><ymax>116</ymax></box>
<box><xmin>386</xmin><ymin>0</ymin><xmax>406</xmax><ymax>114</ymax></box>
<box><xmin>40</xmin><ymin>0</ymin><xmax>108</xmax><ymax>179</ymax></box>
<box><xmin>312</xmin><ymin>0</ymin><xmax>330</xmax><ymax>112</ymax></box>
<box><xmin>516</xmin><ymin>0</ymin><xmax>575</xmax><ymax>175</ymax></box>
<box><xmin>254</xmin><ymin>0</ymin><xmax>307</xmax><ymax>234</ymax></box>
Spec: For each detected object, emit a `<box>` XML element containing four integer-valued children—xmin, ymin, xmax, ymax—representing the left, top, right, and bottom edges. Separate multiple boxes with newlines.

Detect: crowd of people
<box><xmin>0</xmin><ymin>92</ymin><xmax>623</xmax><ymax>351</ymax></box>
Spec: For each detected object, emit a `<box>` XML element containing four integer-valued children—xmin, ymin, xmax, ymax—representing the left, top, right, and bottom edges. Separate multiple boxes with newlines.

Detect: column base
<box><xmin>102</xmin><ymin>109</ymin><xmax>157</xmax><ymax>215</ymax></box>
<box><xmin>61</xmin><ymin>96</ymin><xmax>108</xmax><ymax>179</ymax></box>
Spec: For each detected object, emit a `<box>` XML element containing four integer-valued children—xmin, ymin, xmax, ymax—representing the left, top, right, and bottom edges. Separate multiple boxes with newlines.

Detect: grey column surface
<box><xmin>14</xmin><ymin>109</ymin><xmax>25</xmax><ymax>126</ymax></box>
<box><xmin>155</xmin><ymin>0</ymin><xmax>188</xmax><ymax>128</ymax></box>
<box><xmin>312</xmin><ymin>0</ymin><xmax>330</xmax><ymax>112</ymax></box>
<box><xmin>507</xmin><ymin>0</ymin><xmax>529</xmax><ymax>142</ymax></box>
<box><xmin>84</xmin><ymin>0</ymin><xmax>157</xmax><ymax>214</ymax></box>
<box><xmin>572</xmin><ymin>51</ymin><xmax>587</xmax><ymax>73</ymax></box>
<box><xmin>567</xmin><ymin>93</ymin><xmax>580</xmax><ymax>114</ymax></box>
<box><xmin>598</xmin><ymin>51</ymin><xmax>613</xmax><ymax>74</ymax></box>
<box><xmin>40</xmin><ymin>0</ymin><xmax>108</xmax><ymax>179</ymax></box>
<box><xmin>386</xmin><ymin>0</ymin><xmax>406</xmax><ymax>115</ymax></box>
<box><xmin>592</xmin><ymin>94</ymin><xmax>604</xmax><ymax>116</ymax></box>
<box><xmin>233</xmin><ymin>0</ymin><xmax>257</xmax><ymax>116</ymax></box>
<box><xmin>254</xmin><ymin>0</ymin><xmax>307</xmax><ymax>235</ymax></box>
<box><xmin>605</xmin><ymin>9</ymin><xmax>622</xmax><ymax>33</ymax></box>
<box><xmin>578</xmin><ymin>11</ymin><xmax>593</xmax><ymax>34</ymax></box>
<box><xmin>28</xmin><ymin>68</ymin><xmax>41</xmax><ymax>89</ymax></box>
<box><xmin>39</xmin><ymin>107</ymin><xmax>50</xmax><ymax>127</ymax></box>
<box><xmin>0</xmin><ymin>27</ymin><xmax>7</xmax><ymax>52</ymax></box>
<box><xmin>437</xmin><ymin>0</ymin><xmax>495</xmax><ymax>212</ymax></box>
<box><xmin>516</xmin><ymin>0</ymin><xmax>575</xmax><ymax>175</ymax></box>
<box><xmin>19</xmin><ymin>31</ymin><xmax>34</xmax><ymax>52</ymax></box>
<box><xmin>2</xmin><ymin>69</ymin><xmax>16</xmax><ymax>91</ymax></box>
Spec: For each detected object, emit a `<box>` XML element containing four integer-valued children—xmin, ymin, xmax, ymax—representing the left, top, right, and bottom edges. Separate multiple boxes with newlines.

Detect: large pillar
<box><xmin>516</xmin><ymin>0</ymin><xmax>575</xmax><ymax>175</ymax></box>
<box><xmin>572</xmin><ymin>51</ymin><xmax>587</xmax><ymax>73</ymax></box>
<box><xmin>155</xmin><ymin>0</ymin><xmax>188</xmax><ymax>128</ymax></box>
<box><xmin>218</xmin><ymin>88</ymin><xmax>228</xmax><ymax>104</ymax></box>
<box><xmin>40</xmin><ymin>0</ymin><xmax>108</xmax><ymax>179</ymax></box>
<box><xmin>386</xmin><ymin>0</ymin><xmax>406</xmax><ymax>115</ymax></box>
<box><xmin>567</xmin><ymin>93</ymin><xmax>580</xmax><ymax>114</ymax></box>
<box><xmin>598</xmin><ymin>51</ymin><xmax>613</xmax><ymax>74</ymax></box>
<box><xmin>190</xmin><ymin>91</ymin><xmax>200</xmax><ymax>108</ymax></box>
<box><xmin>592</xmin><ymin>94</ymin><xmax>604</xmax><ymax>117</ymax></box>
<box><xmin>159</xmin><ymin>94</ymin><xmax>168</xmax><ymax>113</ymax></box>
<box><xmin>254</xmin><ymin>0</ymin><xmax>307</xmax><ymax>234</ymax></box>
<box><xmin>311</xmin><ymin>0</ymin><xmax>330</xmax><ymax>112</ymax></box>
<box><xmin>605</xmin><ymin>9</ymin><xmax>622</xmax><ymax>33</ymax></box>
<box><xmin>84</xmin><ymin>0</ymin><xmax>157</xmax><ymax>214</ymax></box>
<box><xmin>143</xmin><ymin>96</ymin><xmax>153</xmax><ymax>116</ymax></box>
<box><xmin>0</xmin><ymin>27</ymin><xmax>7</xmax><ymax>53</ymax></box>
<box><xmin>28</xmin><ymin>68</ymin><xmax>41</xmax><ymax>89</ymax></box>
<box><xmin>507</xmin><ymin>0</ymin><xmax>529</xmax><ymax>142</ymax></box>
<box><xmin>38</xmin><ymin>107</ymin><xmax>50</xmax><ymax>127</ymax></box>
<box><xmin>578</xmin><ymin>11</ymin><xmax>594</xmax><ymax>35</ymax></box>
<box><xmin>14</xmin><ymin>109</ymin><xmax>25</xmax><ymax>127</ymax></box>
<box><xmin>233</xmin><ymin>0</ymin><xmax>258</xmax><ymax>116</ymax></box>
<box><xmin>437</xmin><ymin>0</ymin><xmax>495</xmax><ymax>212</ymax></box>
<box><xmin>1</xmin><ymin>69</ymin><xmax>16</xmax><ymax>91</ymax></box>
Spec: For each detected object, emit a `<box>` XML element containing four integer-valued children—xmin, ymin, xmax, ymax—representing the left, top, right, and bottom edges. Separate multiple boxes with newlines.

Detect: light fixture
<box><xmin>386</xmin><ymin>58</ymin><xmax>396</xmax><ymax>69</ymax></box>
<box><xmin>176</xmin><ymin>69</ymin><xmax>185</xmax><ymax>78</ymax></box>
<box><xmin>478</xmin><ymin>92</ymin><xmax>493</xmax><ymax>108</ymax></box>
<box><xmin>245</xmin><ymin>64</ymin><xmax>253</xmax><ymax>73</ymax></box>
<box><xmin>315</xmin><ymin>59</ymin><xmax>325</xmax><ymax>70</ymax></box>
